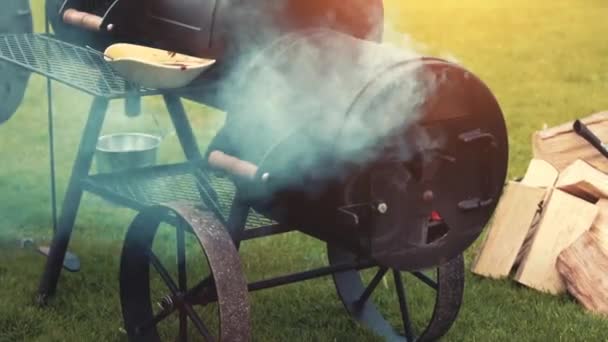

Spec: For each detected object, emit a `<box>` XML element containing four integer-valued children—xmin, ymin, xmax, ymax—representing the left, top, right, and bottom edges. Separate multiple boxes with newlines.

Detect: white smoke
<box><xmin>208</xmin><ymin>1</ymin><xmax>440</xmax><ymax>189</ymax></box>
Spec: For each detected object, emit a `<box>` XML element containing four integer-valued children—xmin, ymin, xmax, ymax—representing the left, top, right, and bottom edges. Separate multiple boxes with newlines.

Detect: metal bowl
<box><xmin>96</xmin><ymin>133</ymin><xmax>161</xmax><ymax>173</ymax></box>
<box><xmin>103</xmin><ymin>43</ymin><xmax>216</xmax><ymax>89</ymax></box>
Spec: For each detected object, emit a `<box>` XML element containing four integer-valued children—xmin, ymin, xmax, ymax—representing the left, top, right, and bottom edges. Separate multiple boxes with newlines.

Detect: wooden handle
<box><xmin>208</xmin><ymin>151</ymin><xmax>259</xmax><ymax>180</ymax></box>
<box><xmin>62</xmin><ymin>9</ymin><xmax>103</xmax><ymax>32</ymax></box>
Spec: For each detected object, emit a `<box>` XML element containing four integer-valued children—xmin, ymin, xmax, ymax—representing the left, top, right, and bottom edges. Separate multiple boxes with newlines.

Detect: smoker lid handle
<box><xmin>62</xmin><ymin>8</ymin><xmax>103</xmax><ymax>32</ymax></box>
<box><xmin>208</xmin><ymin>150</ymin><xmax>259</xmax><ymax>180</ymax></box>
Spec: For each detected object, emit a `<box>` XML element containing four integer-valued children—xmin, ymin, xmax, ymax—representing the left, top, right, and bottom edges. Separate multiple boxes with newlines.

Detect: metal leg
<box><xmin>37</xmin><ymin>97</ymin><xmax>109</xmax><ymax>303</ymax></box>
<box><xmin>163</xmin><ymin>94</ymin><xmax>249</xmax><ymax>245</ymax></box>
<box><xmin>227</xmin><ymin>193</ymin><xmax>250</xmax><ymax>248</ymax></box>
<box><xmin>163</xmin><ymin>94</ymin><xmax>203</xmax><ymax>161</ymax></box>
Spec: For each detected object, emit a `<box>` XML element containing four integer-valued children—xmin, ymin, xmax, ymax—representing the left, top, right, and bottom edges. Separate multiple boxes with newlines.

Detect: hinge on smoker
<box><xmin>458</xmin><ymin>198</ymin><xmax>494</xmax><ymax>211</ymax></box>
<box><xmin>337</xmin><ymin>201</ymin><xmax>387</xmax><ymax>226</ymax></box>
<box><xmin>458</xmin><ymin>129</ymin><xmax>497</xmax><ymax>147</ymax></box>
<box><xmin>337</xmin><ymin>203</ymin><xmax>370</xmax><ymax>226</ymax></box>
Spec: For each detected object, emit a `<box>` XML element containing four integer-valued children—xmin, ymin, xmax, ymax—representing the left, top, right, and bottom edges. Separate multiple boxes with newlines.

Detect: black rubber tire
<box><xmin>328</xmin><ymin>244</ymin><xmax>465</xmax><ymax>341</ymax></box>
<box><xmin>0</xmin><ymin>0</ymin><xmax>32</xmax><ymax>124</ymax></box>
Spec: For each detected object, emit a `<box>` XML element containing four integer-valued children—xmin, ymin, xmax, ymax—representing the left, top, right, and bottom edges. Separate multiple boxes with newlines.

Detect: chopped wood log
<box><xmin>533</xmin><ymin>112</ymin><xmax>608</xmax><ymax>173</ymax></box>
<box><xmin>471</xmin><ymin>182</ymin><xmax>546</xmax><ymax>278</ymax></box>
<box><xmin>512</xmin><ymin>189</ymin><xmax>553</xmax><ymax>270</ymax></box>
<box><xmin>555</xmin><ymin>159</ymin><xmax>608</xmax><ymax>202</ymax></box>
<box><xmin>513</xmin><ymin>160</ymin><xmax>558</xmax><ymax>268</ymax></box>
<box><xmin>557</xmin><ymin>231</ymin><xmax>608</xmax><ymax>316</ymax></box>
<box><xmin>520</xmin><ymin>159</ymin><xmax>559</xmax><ymax>188</ymax></box>
<box><xmin>514</xmin><ymin>189</ymin><xmax>598</xmax><ymax>294</ymax></box>
<box><xmin>591</xmin><ymin>199</ymin><xmax>608</xmax><ymax>250</ymax></box>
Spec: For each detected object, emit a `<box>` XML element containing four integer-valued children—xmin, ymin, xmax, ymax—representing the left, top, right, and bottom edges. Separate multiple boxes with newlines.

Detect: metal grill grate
<box><xmin>83</xmin><ymin>163</ymin><xmax>274</xmax><ymax>228</ymax></box>
<box><xmin>0</xmin><ymin>33</ymin><xmax>159</xmax><ymax>98</ymax></box>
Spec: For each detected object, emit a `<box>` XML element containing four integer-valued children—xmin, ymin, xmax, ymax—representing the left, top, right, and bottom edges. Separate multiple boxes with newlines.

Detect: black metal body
<box><xmin>46</xmin><ymin>0</ymin><xmax>384</xmax><ymax>58</ymax></box>
<box><xmin>207</xmin><ymin>29</ymin><xmax>509</xmax><ymax>271</ymax></box>
<box><xmin>42</xmin><ymin>0</ymin><xmax>385</xmax><ymax>109</ymax></box>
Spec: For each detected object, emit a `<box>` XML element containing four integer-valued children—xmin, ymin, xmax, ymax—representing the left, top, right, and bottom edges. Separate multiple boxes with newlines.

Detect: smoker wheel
<box><xmin>0</xmin><ymin>0</ymin><xmax>32</xmax><ymax>124</ymax></box>
<box><xmin>328</xmin><ymin>244</ymin><xmax>464</xmax><ymax>341</ymax></box>
<box><xmin>0</xmin><ymin>62</ymin><xmax>30</xmax><ymax>124</ymax></box>
<box><xmin>120</xmin><ymin>204</ymin><xmax>251</xmax><ymax>342</ymax></box>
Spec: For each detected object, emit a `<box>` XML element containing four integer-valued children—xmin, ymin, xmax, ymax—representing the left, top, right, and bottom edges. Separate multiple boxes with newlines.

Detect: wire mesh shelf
<box><xmin>82</xmin><ymin>163</ymin><xmax>274</xmax><ymax>228</ymax></box>
<box><xmin>0</xmin><ymin>33</ymin><xmax>160</xmax><ymax>98</ymax></box>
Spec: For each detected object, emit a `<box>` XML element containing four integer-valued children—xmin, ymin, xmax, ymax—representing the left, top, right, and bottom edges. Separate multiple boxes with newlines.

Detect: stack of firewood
<box><xmin>472</xmin><ymin>112</ymin><xmax>608</xmax><ymax>316</ymax></box>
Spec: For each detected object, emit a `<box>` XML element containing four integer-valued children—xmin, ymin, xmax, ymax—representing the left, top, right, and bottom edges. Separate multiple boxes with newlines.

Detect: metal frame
<box><xmin>37</xmin><ymin>93</ymin><xmax>208</xmax><ymax>301</ymax></box>
<box><xmin>37</xmin><ymin>96</ymin><xmax>109</xmax><ymax>299</ymax></box>
<box><xmin>199</xmin><ymin>195</ymin><xmax>379</xmax><ymax>294</ymax></box>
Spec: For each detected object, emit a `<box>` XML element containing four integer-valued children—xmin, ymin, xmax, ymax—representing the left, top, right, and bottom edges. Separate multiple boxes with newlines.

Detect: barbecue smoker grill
<box><xmin>0</xmin><ymin>0</ymin><xmax>508</xmax><ymax>341</ymax></box>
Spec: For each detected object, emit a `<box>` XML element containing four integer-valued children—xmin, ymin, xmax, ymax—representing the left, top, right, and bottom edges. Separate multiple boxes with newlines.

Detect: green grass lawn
<box><xmin>2</xmin><ymin>0</ymin><xmax>608</xmax><ymax>341</ymax></box>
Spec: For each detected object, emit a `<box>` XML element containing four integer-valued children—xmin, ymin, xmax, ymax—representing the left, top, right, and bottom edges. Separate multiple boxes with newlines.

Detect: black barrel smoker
<box><xmin>1</xmin><ymin>1</ymin><xmax>508</xmax><ymax>341</ymax></box>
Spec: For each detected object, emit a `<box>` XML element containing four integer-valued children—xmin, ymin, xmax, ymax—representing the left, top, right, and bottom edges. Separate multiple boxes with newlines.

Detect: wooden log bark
<box><xmin>557</xmin><ymin>231</ymin><xmax>608</xmax><ymax>316</ymax></box>
<box><xmin>514</xmin><ymin>189</ymin><xmax>598</xmax><ymax>294</ymax></box>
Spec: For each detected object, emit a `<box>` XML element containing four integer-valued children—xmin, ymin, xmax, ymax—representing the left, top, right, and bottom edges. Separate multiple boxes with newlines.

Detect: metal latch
<box><xmin>458</xmin><ymin>129</ymin><xmax>498</xmax><ymax>212</ymax></box>
<box><xmin>458</xmin><ymin>198</ymin><xmax>494</xmax><ymax>211</ymax></box>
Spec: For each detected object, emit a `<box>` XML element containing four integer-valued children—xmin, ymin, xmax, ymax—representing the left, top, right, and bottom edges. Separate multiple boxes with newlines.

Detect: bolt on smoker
<box><xmin>1</xmin><ymin>0</ymin><xmax>508</xmax><ymax>341</ymax></box>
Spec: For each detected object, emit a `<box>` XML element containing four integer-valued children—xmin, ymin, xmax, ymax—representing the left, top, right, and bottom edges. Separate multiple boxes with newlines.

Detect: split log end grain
<box><xmin>557</xmin><ymin>232</ymin><xmax>608</xmax><ymax>316</ymax></box>
<box><xmin>520</xmin><ymin>159</ymin><xmax>559</xmax><ymax>188</ymax></box>
<box><xmin>556</xmin><ymin>159</ymin><xmax>608</xmax><ymax>201</ymax></box>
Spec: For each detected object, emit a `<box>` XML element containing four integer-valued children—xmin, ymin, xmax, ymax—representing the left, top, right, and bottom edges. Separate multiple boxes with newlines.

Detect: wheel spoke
<box><xmin>184</xmin><ymin>303</ymin><xmax>215</xmax><ymax>341</ymax></box>
<box><xmin>357</xmin><ymin>267</ymin><xmax>388</xmax><ymax>307</ymax></box>
<box><xmin>393</xmin><ymin>270</ymin><xmax>415</xmax><ymax>341</ymax></box>
<box><xmin>185</xmin><ymin>275</ymin><xmax>215</xmax><ymax>303</ymax></box>
<box><xmin>148</xmin><ymin>251</ymin><xmax>180</xmax><ymax>295</ymax></box>
<box><xmin>135</xmin><ymin>303</ymin><xmax>175</xmax><ymax>336</ymax></box>
<box><xmin>192</xmin><ymin>276</ymin><xmax>213</xmax><ymax>292</ymax></box>
<box><xmin>177</xmin><ymin>224</ymin><xmax>188</xmax><ymax>291</ymax></box>
<box><xmin>179</xmin><ymin>311</ymin><xmax>188</xmax><ymax>342</ymax></box>
<box><xmin>411</xmin><ymin>271</ymin><xmax>438</xmax><ymax>290</ymax></box>
<box><xmin>177</xmin><ymin>224</ymin><xmax>188</xmax><ymax>341</ymax></box>
<box><xmin>149</xmin><ymin>248</ymin><xmax>214</xmax><ymax>340</ymax></box>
